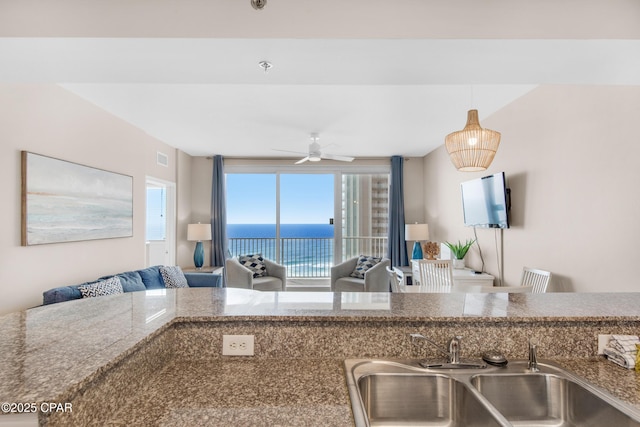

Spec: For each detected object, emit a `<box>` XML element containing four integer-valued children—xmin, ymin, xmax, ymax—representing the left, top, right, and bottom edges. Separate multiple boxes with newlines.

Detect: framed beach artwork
<box><xmin>21</xmin><ymin>152</ymin><xmax>133</xmax><ymax>246</ymax></box>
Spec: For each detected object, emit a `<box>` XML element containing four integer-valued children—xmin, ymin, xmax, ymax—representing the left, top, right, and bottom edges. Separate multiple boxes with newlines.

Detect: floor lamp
<box><xmin>405</xmin><ymin>223</ymin><xmax>429</xmax><ymax>260</ymax></box>
<box><xmin>187</xmin><ymin>223</ymin><xmax>212</xmax><ymax>269</ymax></box>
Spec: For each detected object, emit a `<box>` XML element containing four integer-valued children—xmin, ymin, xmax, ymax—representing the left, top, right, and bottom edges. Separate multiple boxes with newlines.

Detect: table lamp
<box><xmin>187</xmin><ymin>223</ymin><xmax>212</xmax><ymax>269</ymax></box>
<box><xmin>405</xmin><ymin>223</ymin><xmax>429</xmax><ymax>260</ymax></box>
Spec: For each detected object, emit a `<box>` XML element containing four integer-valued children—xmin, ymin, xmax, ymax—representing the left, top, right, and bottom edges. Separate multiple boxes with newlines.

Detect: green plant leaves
<box><xmin>443</xmin><ymin>239</ymin><xmax>476</xmax><ymax>259</ymax></box>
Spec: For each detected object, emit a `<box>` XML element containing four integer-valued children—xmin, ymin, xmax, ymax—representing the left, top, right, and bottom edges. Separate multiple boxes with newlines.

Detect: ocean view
<box><xmin>227</xmin><ymin>223</ymin><xmax>334</xmax><ymax>238</ymax></box>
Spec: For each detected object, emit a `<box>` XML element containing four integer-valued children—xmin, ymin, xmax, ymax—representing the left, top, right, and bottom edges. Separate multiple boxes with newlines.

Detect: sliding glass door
<box><xmin>280</xmin><ymin>174</ymin><xmax>334</xmax><ymax>277</ymax></box>
<box><xmin>226</xmin><ymin>174</ymin><xmax>277</xmax><ymax>259</ymax></box>
<box><xmin>341</xmin><ymin>173</ymin><xmax>389</xmax><ymax>260</ymax></box>
<box><xmin>226</xmin><ymin>169</ymin><xmax>388</xmax><ymax>278</ymax></box>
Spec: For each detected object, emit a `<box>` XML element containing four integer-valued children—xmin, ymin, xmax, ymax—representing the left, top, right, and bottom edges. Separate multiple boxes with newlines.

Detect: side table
<box><xmin>182</xmin><ymin>266</ymin><xmax>224</xmax><ymax>287</ymax></box>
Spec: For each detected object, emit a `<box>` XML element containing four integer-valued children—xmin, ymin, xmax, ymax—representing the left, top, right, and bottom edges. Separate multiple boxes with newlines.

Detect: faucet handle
<box><xmin>528</xmin><ymin>338</ymin><xmax>539</xmax><ymax>372</ymax></box>
<box><xmin>448</xmin><ymin>336</ymin><xmax>462</xmax><ymax>364</ymax></box>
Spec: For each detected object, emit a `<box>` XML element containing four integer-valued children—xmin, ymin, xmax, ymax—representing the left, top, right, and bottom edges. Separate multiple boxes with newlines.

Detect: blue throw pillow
<box><xmin>100</xmin><ymin>270</ymin><xmax>145</xmax><ymax>293</ymax></box>
<box><xmin>43</xmin><ymin>286</ymin><xmax>83</xmax><ymax>305</ymax></box>
<box><xmin>137</xmin><ymin>266</ymin><xmax>166</xmax><ymax>289</ymax></box>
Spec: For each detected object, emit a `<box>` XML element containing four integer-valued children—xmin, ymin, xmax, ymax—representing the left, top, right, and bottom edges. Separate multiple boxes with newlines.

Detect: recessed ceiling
<box><xmin>1</xmin><ymin>1</ymin><xmax>639</xmax><ymax>159</ymax></box>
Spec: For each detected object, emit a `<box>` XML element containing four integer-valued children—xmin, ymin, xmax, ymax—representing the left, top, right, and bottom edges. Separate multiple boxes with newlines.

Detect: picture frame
<box><xmin>21</xmin><ymin>151</ymin><xmax>133</xmax><ymax>246</ymax></box>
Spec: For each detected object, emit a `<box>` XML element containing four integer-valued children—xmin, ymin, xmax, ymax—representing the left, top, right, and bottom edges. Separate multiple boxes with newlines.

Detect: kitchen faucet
<box><xmin>528</xmin><ymin>338</ymin><xmax>540</xmax><ymax>372</ymax></box>
<box><xmin>410</xmin><ymin>333</ymin><xmax>461</xmax><ymax>363</ymax></box>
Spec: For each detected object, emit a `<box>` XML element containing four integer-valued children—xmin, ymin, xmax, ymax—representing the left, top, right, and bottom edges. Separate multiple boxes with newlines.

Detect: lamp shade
<box><xmin>405</xmin><ymin>223</ymin><xmax>429</xmax><ymax>241</ymax></box>
<box><xmin>187</xmin><ymin>223</ymin><xmax>212</xmax><ymax>241</ymax></box>
<box><xmin>445</xmin><ymin>109</ymin><xmax>501</xmax><ymax>172</ymax></box>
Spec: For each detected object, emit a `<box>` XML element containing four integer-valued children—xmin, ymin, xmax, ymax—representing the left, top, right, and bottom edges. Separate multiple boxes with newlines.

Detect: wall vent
<box><xmin>157</xmin><ymin>151</ymin><xmax>169</xmax><ymax>167</ymax></box>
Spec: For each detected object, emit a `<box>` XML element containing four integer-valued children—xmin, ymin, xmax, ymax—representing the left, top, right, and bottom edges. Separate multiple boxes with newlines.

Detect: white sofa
<box><xmin>225</xmin><ymin>257</ymin><xmax>287</xmax><ymax>291</ymax></box>
<box><xmin>331</xmin><ymin>257</ymin><xmax>391</xmax><ymax>292</ymax></box>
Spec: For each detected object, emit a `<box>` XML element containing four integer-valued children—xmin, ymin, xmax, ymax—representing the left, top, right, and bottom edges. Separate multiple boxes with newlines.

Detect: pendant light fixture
<box><xmin>444</xmin><ymin>109</ymin><xmax>501</xmax><ymax>172</ymax></box>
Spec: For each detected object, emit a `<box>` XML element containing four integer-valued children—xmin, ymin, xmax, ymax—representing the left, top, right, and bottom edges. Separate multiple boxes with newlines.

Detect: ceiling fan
<box><xmin>275</xmin><ymin>133</ymin><xmax>355</xmax><ymax>164</ymax></box>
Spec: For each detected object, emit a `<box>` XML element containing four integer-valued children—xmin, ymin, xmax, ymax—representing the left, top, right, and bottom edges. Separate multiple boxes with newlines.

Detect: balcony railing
<box><xmin>228</xmin><ymin>237</ymin><xmax>388</xmax><ymax>278</ymax></box>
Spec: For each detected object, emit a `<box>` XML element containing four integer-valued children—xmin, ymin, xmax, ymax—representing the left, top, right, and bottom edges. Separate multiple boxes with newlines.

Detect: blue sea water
<box><xmin>227</xmin><ymin>223</ymin><xmax>334</xmax><ymax>238</ymax></box>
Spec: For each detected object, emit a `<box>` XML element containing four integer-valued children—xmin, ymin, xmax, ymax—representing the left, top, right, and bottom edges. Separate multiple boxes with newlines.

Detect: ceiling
<box><xmin>1</xmin><ymin>1</ymin><xmax>639</xmax><ymax>159</ymax></box>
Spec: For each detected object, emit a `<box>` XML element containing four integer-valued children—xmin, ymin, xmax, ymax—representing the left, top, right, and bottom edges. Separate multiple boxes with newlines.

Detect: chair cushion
<box><xmin>252</xmin><ymin>276</ymin><xmax>283</xmax><ymax>291</ymax></box>
<box><xmin>350</xmin><ymin>255</ymin><xmax>382</xmax><ymax>279</ymax></box>
<box><xmin>160</xmin><ymin>266</ymin><xmax>189</xmax><ymax>288</ymax></box>
<box><xmin>78</xmin><ymin>276</ymin><xmax>124</xmax><ymax>298</ymax></box>
<box><xmin>238</xmin><ymin>254</ymin><xmax>267</xmax><ymax>278</ymax></box>
<box><xmin>334</xmin><ymin>277</ymin><xmax>366</xmax><ymax>292</ymax></box>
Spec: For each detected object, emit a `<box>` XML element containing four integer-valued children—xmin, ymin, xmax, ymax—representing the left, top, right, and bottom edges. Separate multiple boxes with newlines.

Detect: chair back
<box><xmin>416</xmin><ymin>260</ymin><xmax>453</xmax><ymax>293</ymax></box>
<box><xmin>386</xmin><ymin>266</ymin><xmax>404</xmax><ymax>293</ymax></box>
<box><xmin>520</xmin><ymin>267</ymin><xmax>551</xmax><ymax>293</ymax></box>
<box><xmin>480</xmin><ymin>285</ymin><xmax>533</xmax><ymax>293</ymax></box>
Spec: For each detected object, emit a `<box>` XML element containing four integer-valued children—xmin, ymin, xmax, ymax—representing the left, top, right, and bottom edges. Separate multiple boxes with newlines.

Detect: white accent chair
<box><xmin>520</xmin><ymin>267</ymin><xmax>552</xmax><ymax>293</ymax></box>
<box><xmin>225</xmin><ymin>258</ymin><xmax>287</xmax><ymax>291</ymax></box>
<box><xmin>416</xmin><ymin>259</ymin><xmax>454</xmax><ymax>293</ymax></box>
<box><xmin>331</xmin><ymin>257</ymin><xmax>391</xmax><ymax>292</ymax></box>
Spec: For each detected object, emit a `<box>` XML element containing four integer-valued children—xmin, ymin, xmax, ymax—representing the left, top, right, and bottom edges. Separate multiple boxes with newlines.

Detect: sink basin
<box><xmin>357</xmin><ymin>373</ymin><xmax>502</xmax><ymax>426</ymax></box>
<box><xmin>344</xmin><ymin>359</ymin><xmax>640</xmax><ymax>427</ymax></box>
<box><xmin>471</xmin><ymin>373</ymin><xmax>640</xmax><ymax>427</ymax></box>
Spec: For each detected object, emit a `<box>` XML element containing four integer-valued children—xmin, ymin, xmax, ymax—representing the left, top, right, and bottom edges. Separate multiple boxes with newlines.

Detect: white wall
<box><xmin>0</xmin><ymin>84</ymin><xmax>178</xmax><ymax>314</ymax></box>
<box><xmin>176</xmin><ymin>150</ymin><xmax>194</xmax><ymax>268</ymax></box>
<box><xmin>423</xmin><ymin>85</ymin><xmax>640</xmax><ymax>292</ymax></box>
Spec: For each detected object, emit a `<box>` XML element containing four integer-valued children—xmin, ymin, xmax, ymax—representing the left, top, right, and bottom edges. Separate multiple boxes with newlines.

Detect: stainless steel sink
<box><xmin>344</xmin><ymin>359</ymin><xmax>640</xmax><ymax>427</ymax></box>
<box><xmin>358</xmin><ymin>373</ymin><xmax>502</xmax><ymax>426</ymax></box>
<box><xmin>471</xmin><ymin>372</ymin><xmax>640</xmax><ymax>427</ymax></box>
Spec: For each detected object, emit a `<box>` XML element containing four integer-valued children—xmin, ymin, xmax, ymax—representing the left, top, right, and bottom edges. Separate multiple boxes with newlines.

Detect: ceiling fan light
<box><xmin>445</xmin><ymin>109</ymin><xmax>501</xmax><ymax>172</ymax></box>
<box><xmin>309</xmin><ymin>156</ymin><xmax>321</xmax><ymax>162</ymax></box>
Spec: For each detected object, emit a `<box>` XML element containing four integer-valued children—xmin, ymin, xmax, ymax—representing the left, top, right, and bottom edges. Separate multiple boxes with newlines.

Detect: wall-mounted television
<box><xmin>461</xmin><ymin>172</ymin><xmax>510</xmax><ymax>229</ymax></box>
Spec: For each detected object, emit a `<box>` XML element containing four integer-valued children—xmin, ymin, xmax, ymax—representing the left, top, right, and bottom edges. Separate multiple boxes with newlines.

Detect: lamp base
<box><xmin>411</xmin><ymin>241</ymin><xmax>423</xmax><ymax>260</ymax></box>
<box><xmin>193</xmin><ymin>241</ymin><xmax>204</xmax><ymax>268</ymax></box>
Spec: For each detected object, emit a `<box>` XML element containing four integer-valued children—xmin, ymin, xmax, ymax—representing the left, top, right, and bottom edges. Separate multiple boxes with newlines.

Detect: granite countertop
<box><xmin>1</xmin><ymin>288</ymin><xmax>640</xmax><ymax>424</ymax></box>
<box><xmin>95</xmin><ymin>357</ymin><xmax>640</xmax><ymax>426</ymax></box>
<box><xmin>106</xmin><ymin>358</ymin><xmax>353</xmax><ymax>426</ymax></box>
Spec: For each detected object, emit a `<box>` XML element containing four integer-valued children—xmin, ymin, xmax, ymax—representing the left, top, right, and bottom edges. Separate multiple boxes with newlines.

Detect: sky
<box><xmin>226</xmin><ymin>173</ymin><xmax>334</xmax><ymax>224</ymax></box>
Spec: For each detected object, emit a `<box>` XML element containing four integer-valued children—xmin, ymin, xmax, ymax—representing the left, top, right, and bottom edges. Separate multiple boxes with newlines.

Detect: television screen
<box><xmin>461</xmin><ymin>172</ymin><xmax>510</xmax><ymax>228</ymax></box>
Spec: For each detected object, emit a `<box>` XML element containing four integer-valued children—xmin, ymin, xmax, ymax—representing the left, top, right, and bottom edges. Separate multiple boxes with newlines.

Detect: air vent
<box><xmin>157</xmin><ymin>152</ymin><xmax>169</xmax><ymax>167</ymax></box>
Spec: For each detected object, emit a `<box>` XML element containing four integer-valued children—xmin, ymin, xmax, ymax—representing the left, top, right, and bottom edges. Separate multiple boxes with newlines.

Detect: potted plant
<box><xmin>443</xmin><ymin>239</ymin><xmax>475</xmax><ymax>269</ymax></box>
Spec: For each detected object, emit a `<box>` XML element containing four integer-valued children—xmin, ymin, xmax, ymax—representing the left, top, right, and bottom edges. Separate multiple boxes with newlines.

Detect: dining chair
<box><xmin>416</xmin><ymin>260</ymin><xmax>454</xmax><ymax>293</ymax></box>
<box><xmin>480</xmin><ymin>285</ymin><xmax>533</xmax><ymax>293</ymax></box>
<box><xmin>386</xmin><ymin>266</ymin><xmax>404</xmax><ymax>293</ymax></box>
<box><xmin>520</xmin><ymin>267</ymin><xmax>552</xmax><ymax>293</ymax></box>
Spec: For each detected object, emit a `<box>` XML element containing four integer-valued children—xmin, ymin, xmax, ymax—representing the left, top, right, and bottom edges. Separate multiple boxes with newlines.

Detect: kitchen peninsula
<box><xmin>2</xmin><ymin>288</ymin><xmax>640</xmax><ymax>426</ymax></box>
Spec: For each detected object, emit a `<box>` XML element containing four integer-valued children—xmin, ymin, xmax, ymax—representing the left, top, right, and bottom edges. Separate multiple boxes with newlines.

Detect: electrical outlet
<box><xmin>222</xmin><ymin>335</ymin><xmax>255</xmax><ymax>356</ymax></box>
<box><xmin>598</xmin><ymin>334</ymin><xmax>613</xmax><ymax>355</ymax></box>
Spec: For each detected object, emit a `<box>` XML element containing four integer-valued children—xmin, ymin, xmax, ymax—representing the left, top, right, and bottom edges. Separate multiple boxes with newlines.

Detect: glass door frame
<box><xmin>225</xmin><ymin>163</ymin><xmax>390</xmax><ymax>269</ymax></box>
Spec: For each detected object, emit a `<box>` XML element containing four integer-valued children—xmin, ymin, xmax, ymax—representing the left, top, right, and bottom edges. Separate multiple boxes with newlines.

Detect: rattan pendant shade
<box><xmin>445</xmin><ymin>109</ymin><xmax>501</xmax><ymax>172</ymax></box>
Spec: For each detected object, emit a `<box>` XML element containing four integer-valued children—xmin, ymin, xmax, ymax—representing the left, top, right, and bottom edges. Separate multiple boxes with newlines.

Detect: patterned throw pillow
<box><xmin>238</xmin><ymin>254</ymin><xmax>267</xmax><ymax>278</ymax></box>
<box><xmin>350</xmin><ymin>255</ymin><xmax>382</xmax><ymax>279</ymax></box>
<box><xmin>78</xmin><ymin>276</ymin><xmax>124</xmax><ymax>298</ymax></box>
<box><xmin>160</xmin><ymin>266</ymin><xmax>189</xmax><ymax>288</ymax></box>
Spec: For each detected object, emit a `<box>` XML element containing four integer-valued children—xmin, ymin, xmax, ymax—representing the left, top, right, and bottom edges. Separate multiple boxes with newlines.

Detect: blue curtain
<box><xmin>387</xmin><ymin>156</ymin><xmax>408</xmax><ymax>267</ymax></box>
<box><xmin>210</xmin><ymin>155</ymin><xmax>228</xmax><ymax>268</ymax></box>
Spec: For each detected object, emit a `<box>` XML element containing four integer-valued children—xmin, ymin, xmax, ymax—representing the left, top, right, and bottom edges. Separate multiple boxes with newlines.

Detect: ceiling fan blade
<box><xmin>295</xmin><ymin>156</ymin><xmax>310</xmax><ymax>164</ymax></box>
<box><xmin>321</xmin><ymin>153</ymin><xmax>355</xmax><ymax>162</ymax></box>
<box><xmin>272</xmin><ymin>148</ymin><xmax>308</xmax><ymax>155</ymax></box>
